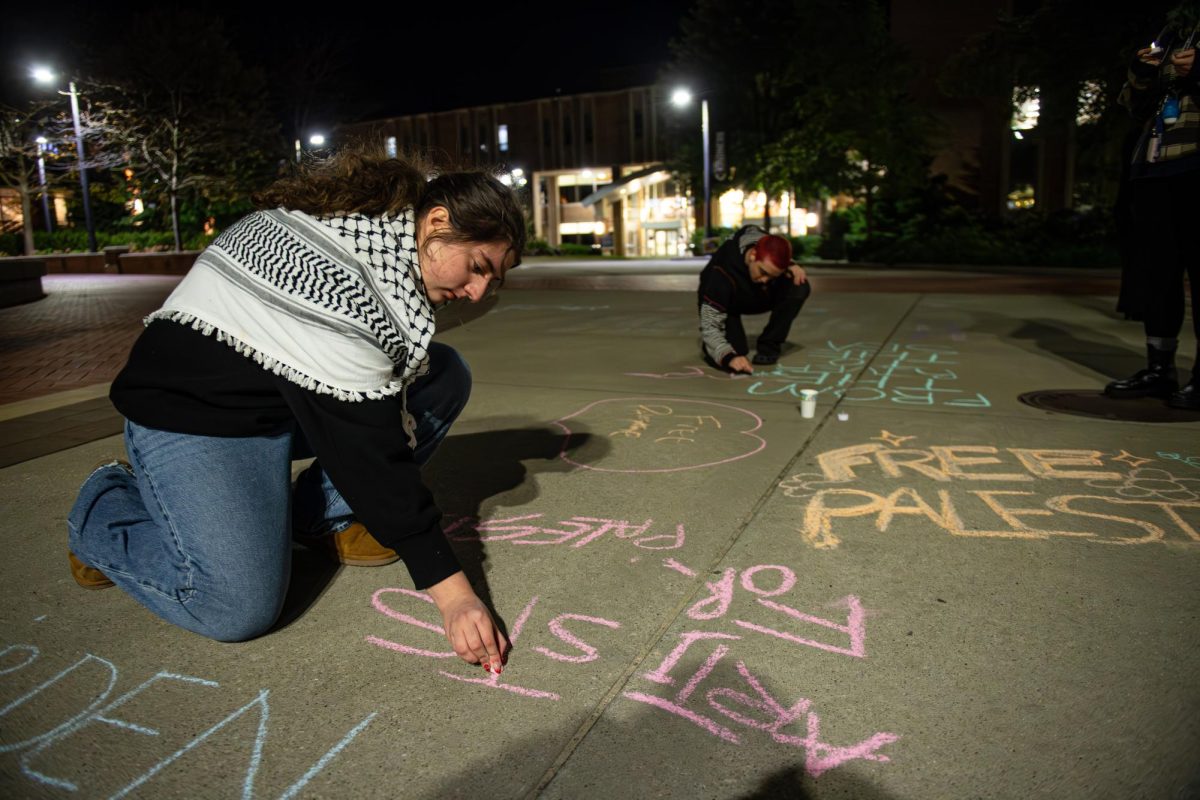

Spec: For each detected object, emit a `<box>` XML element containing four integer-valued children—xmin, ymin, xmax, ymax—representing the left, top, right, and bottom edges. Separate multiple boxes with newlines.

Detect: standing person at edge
<box><xmin>697</xmin><ymin>225</ymin><xmax>811</xmax><ymax>374</ymax></box>
<box><xmin>67</xmin><ymin>145</ymin><xmax>522</xmax><ymax>674</ymax></box>
<box><xmin>1106</xmin><ymin>14</ymin><xmax>1200</xmax><ymax>409</ymax></box>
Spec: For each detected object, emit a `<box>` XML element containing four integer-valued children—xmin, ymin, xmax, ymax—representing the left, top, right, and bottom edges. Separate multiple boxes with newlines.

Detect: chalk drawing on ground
<box><xmin>776</xmin><ymin>432</ymin><xmax>1199</xmax><ymax>549</ymax></box>
<box><xmin>364</xmin><ymin>572</ymin><xmax>899</xmax><ymax>778</ymax></box>
<box><xmin>553</xmin><ymin>397</ymin><xmax>766</xmax><ymax>473</ymax></box>
<box><xmin>443</xmin><ymin>513</ymin><xmax>686</xmax><ymax>550</ymax></box>
<box><xmin>0</xmin><ymin>643</ymin><xmax>374</xmax><ymax>797</ymax></box>
<box><xmin>626</xmin><ymin>340</ymin><xmax>991</xmax><ymax>409</ymax></box>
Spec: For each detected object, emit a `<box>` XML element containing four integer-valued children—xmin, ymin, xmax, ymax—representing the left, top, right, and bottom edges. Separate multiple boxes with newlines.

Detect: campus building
<box><xmin>337</xmin><ymin>84</ymin><xmax>821</xmax><ymax>257</ymax></box>
<box><xmin>338</xmin><ymin>85</ymin><xmax>684</xmax><ymax>256</ymax></box>
<box><xmin>335</xmin><ymin>1</ymin><xmax>1053</xmax><ymax>253</ymax></box>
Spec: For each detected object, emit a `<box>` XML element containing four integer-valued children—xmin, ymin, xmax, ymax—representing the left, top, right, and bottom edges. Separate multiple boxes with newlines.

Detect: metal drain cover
<box><xmin>1018</xmin><ymin>389</ymin><xmax>1200</xmax><ymax>423</ymax></box>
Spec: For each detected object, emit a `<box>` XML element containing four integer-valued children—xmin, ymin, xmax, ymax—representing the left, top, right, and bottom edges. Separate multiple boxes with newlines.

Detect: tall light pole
<box><xmin>34</xmin><ymin>136</ymin><xmax>52</xmax><ymax>233</ymax></box>
<box><xmin>671</xmin><ymin>87</ymin><xmax>711</xmax><ymax>241</ymax></box>
<box><xmin>32</xmin><ymin>67</ymin><xmax>96</xmax><ymax>252</ymax></box>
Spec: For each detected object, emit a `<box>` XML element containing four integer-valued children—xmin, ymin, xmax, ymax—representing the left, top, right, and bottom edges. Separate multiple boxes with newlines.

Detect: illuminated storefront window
<box><xmin>1012</xmin><ymin>86</ymin><xmax>1040</xmax><ymax>131</ymax></box>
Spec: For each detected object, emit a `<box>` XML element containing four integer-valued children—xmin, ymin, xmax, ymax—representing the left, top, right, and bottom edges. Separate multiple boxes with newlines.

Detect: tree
<box><xmin>0</xmin><ymin>104</ymin><xmax>54</xmax><ymax>255</ymax></box>
<box><xmin>943</xmin><ymin>0</ymin><xmax>1182</xmax><ymax>211</ymax></box>
<box><xmin>268</xmin><ymin>34</ymin><xmax>359</xmax><ymax>156</ymax></box>
<box><xmin>89</xmin><ymin>10</ymin><xmax>282</xmax><ymax>250</ymax></box>
<box><xmin>666</xmin><ymin>0</ymin><xmax>933</xmax><ymax>233</ymax></box>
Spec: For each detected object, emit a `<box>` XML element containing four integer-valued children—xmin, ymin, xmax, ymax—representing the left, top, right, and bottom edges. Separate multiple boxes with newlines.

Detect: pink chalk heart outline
<box><xmin>553</xmin><ymin>396</ymin><xmax>767</xmax><ymax>473</ymax></box>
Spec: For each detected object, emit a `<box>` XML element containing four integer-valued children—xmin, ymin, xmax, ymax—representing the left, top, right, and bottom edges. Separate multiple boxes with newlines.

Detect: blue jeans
<box><xmin>67</xmin><ymin>343</ymin><xmax>471</xmax><ymax>642</ymax></box>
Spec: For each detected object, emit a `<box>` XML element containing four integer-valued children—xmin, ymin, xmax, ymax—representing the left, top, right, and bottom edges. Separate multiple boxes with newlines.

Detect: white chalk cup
<box><xmin>800</xmin><ymin>389</ymin><xmax>818</xmax><ymax>419</ymax></box>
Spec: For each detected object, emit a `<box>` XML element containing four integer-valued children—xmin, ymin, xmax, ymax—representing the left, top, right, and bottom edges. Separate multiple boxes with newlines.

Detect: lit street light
<box><xmin>671</xmin><ymin>87</ymin><xmax>711</xmax><ymax>241</ymax></box>
<box><xmin>31</xmin><ymin>67</ymin><xmax>96</xmax><ymax>252</ymax></box>
<box><xmin>295</xmin><ymin>133</ymin><xmax>327</xmax><ymax>162</ymax></box>
<box><xmin>34</xmin><ymin>136</ymin><xmax>52</xmax><ymax>233</ymax></box>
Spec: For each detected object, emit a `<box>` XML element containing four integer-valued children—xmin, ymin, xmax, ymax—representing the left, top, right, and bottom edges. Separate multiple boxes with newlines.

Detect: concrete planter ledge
<box><xmin>0</xmin><ymin>257</ymin><xmax>48</xmax><ymax>307</ymax></box>
<box><xmin>116</xmin><ymin>251</ymin><xmax>201</xmax><ymax>274</ymax></box>
<box><xmin>3</xmin><ymin>250</ymin><xmax>202</xmax><ymax>276</ymax></box>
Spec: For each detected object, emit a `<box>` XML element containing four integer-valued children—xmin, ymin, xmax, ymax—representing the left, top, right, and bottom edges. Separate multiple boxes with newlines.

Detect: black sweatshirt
<box><xmin>110</xmin><ymin>320</ymin><xmax>461</xmax><ymax>589</ymax></box>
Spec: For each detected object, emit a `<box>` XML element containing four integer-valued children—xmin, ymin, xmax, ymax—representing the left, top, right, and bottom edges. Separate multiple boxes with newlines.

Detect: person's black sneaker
<box><xmin>1167</xmin><ymin>377</ymin><xmax>1200</xmax><ymax>410</ymax></box>
<box><xmin>751</xmin><ymin>352</ymin><xmax>778</xmax><ymax>365</ymax></box>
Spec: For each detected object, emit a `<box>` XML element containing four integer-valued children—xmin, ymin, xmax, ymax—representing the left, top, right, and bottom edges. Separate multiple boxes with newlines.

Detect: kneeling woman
<box><xmin>68</xmin><ymin>146</ymin><xmax>521</xmax><ymax>672</ymax></box>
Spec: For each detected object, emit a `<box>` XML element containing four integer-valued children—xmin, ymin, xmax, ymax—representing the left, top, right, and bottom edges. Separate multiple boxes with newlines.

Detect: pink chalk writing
<box><xmin>437</xmin><ymin>596</ymin><xmax>562</xmax><ymax>699</ymax></box>
<box><xmin>363</xmin><ymin>571</ymin><xmax>896</xmax><ymax>777</ymax></box>
<box><xmin>552</xmin><ymin>397</ymin><xmax>767</xmax><ymax>474</ymax></box>
<box><xmin>642</xmin><ymin>631</ymin><xmax>740</xmax><ymax>687</ymax></box>
<box><xmin>674</xmin><ymin>562</ymin><xmax>868</xmax><ymax>658</ymax></box>
<box><xmin>366</xmin><ymin>589</ymin><xmax>456</xmax><ymax>658</ymax></box>
<box><xmin>624</xmin><ymin>633</ymin><xmax>898</xmax><ymax>776</ymax></box>
<box><xmin>624</xmin><ymin>366</ymin><xmax>720</xmax><ymax>381</ymax></box>
<box><xmin>534</xmin><ymin>615</ymin><xmax>622</xmax><ymax>664</ymax></box>
<box><xmin>365</xmin><ymin>592</ymin><xmax>621</xmax><ymax>701</ymax></box>
<box><xmin>444</xmin><ymin>513</ymin><xmax>686</xmax><ymax>551</ymax></box>
<box><xmin>663</xmin><ymin>558</ymin><xmax>697</xmax><ymax>577</ymax></box>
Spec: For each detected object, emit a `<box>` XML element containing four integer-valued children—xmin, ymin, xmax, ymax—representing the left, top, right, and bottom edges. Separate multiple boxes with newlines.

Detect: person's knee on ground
<box><xmin>186</xmin><ymin>591</ymin><xmax>288</xmax><ymax>642</ymax></box>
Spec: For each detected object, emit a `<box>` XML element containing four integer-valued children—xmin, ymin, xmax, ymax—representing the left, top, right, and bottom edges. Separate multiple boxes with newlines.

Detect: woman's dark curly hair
<box><xmin>252</xmin><ymin>142</ymin><xmax>526</xmax><ymax>266</ymax></box>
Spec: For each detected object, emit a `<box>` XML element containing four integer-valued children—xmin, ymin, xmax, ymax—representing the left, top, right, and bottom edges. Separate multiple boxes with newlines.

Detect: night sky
<box><xmin>1</xmin><ymin>0</ymin><xmax>695</xmax><ymax>127</ymax></box>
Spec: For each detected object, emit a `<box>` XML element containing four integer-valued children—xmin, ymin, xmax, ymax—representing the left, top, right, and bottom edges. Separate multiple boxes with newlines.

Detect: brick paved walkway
<box><xmin>0</xmin><ymin>269</ymin><xmax>1126</xmax><ymax>408</ymax></box>
<box><xmin>0</xmin><ymin>274</ymin><xmax>180</xmax><ymax>405</ymax></box>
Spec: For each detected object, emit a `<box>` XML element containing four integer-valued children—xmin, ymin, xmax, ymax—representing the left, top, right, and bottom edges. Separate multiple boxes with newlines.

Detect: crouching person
<box><xmin>697</xmin><ymin>225</ymin><xmax>811</xmax><ymax>374</ymax></box>
<box><xmin>67</xmin><ymin>144</ymin><xmax>520</xmax><ymax>674</ymax></box>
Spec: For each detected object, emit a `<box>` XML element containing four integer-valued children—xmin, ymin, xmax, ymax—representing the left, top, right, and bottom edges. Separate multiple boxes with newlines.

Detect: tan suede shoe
<box><xmin>305</xmin><ymin>522</ymin><xmax>399</xmax><ymax>567</ymax></box>
<box><xmin>68</xmin><ymin>552</ymin><xmax>115</xmax><ymax>590</ymax></box>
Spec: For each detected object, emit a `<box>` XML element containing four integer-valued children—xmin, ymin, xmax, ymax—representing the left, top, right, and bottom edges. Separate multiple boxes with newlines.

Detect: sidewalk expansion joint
<box><xmin>523</xmin><ymin>297</ymin><xmax>925</xmax><ymax>797</ymax></box>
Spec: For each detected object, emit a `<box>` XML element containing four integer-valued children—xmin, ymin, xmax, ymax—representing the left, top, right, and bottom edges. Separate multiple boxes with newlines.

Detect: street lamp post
<box><xmin>295</xmin><ymin>133</ymin><xmax>327</xmax><ymax>162</ymax></box>
<box><xmin>671</xmin><ymin>87</ymin><xmax>712</xmax><ymax>241</ymax></box>
<box><xmin>32</xmin><ymin>68</ymin><xmax>96</xmax><ymax>252</ymax></box>
<box><xmin>700</xmin><ymin>97</ymin><xmax>711</xmax><ymax>239</ymax></box>
<box><xmin>35</xmin><ymin>136</ymin><xmax>52</xmax><ymax>233</ymax></box>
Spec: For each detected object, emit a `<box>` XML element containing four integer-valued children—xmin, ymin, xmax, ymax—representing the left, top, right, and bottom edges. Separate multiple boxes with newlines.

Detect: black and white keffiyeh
<box><xmin>147</xmin><ymin>207</ymin><xmax>436</xmax><ymax>440</ymax></box>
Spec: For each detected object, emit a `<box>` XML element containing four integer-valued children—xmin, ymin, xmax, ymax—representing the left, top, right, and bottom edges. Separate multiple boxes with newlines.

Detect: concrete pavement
<box><xmin>1</xmin><ymin>265</ymin><xmax>1198</xmax><ymax>799</ymax></box>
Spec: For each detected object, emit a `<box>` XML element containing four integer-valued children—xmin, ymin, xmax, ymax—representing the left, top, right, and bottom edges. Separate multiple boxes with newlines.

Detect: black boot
<box><xmin>1105</xmin><ymin>344</ymin><xmax>1179</xmax><ymax>398</ymax></box>
<box><xmin>1167</xmin><ymin>373</ymin><xmax>1200</xmax><ymax>410</ymax></box>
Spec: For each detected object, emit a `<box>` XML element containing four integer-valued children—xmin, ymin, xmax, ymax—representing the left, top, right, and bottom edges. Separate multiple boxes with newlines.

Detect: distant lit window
<box><xmin>385</xmin><ymin>136</ymin><xmax>398</xmax><ymax>158</ymax></box>
<box><xmin>1011</xmin><ymin>86</ymin><xmax>1040</xmax><ymax>130</ymax></box>
<box><xmin>498</xmin><ymin>124</ymin><xmax>509</xmax><ymax>152</ymax></box>
<box><xmin>1007</xmin><ymin>184</ymin><xmax>1035</xmax><ymax>210</ymax></box>
<box><xmin>1077</xmin><ymin>80</ymin><xmax>1103</xmax><ymax>126</ymax></box>
<box><xmin>560</xmin><ymin>221</ymin><xmax>605</xmax><ymax>235</ymax></box>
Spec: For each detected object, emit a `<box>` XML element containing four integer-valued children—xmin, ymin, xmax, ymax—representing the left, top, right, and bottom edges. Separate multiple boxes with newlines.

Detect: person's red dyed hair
<box><xmin>753</xmin><ymin>234</ymin><xmax>792</xmax><ymax>270</ymax></box>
